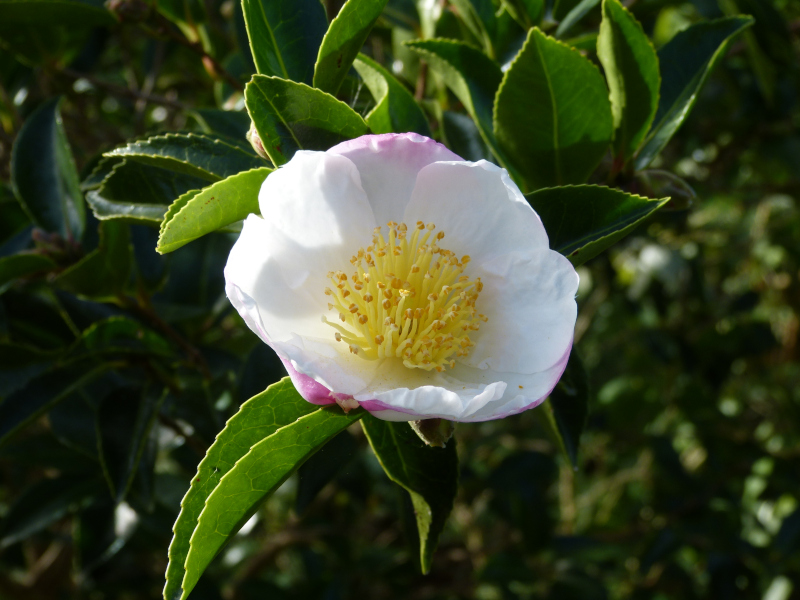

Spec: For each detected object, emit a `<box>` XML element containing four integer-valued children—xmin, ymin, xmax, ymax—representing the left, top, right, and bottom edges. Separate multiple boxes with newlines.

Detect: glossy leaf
<box><xmin>244</xmin><ymin>75</ymin><xmax>369</xmax><ymax>166</ymax></box>
<box><xmin>544</xmin><ymin>352</ymin><xmax>589</xmax><ymax>466</ymax></box>
<box><xmin>105</xmin><ymin>133</ymin><xmax>264</xmax><ymax>183</ymax></box>
<box><xmin>157</xmin><ymin>167</ymin><xmax>271</xmax><ymax>254</ymax></box>
<box><xmin>55</xmin><ymin>221</ymin><xmax>131</xmax><ymax>300</ymax></box>
<box><xmin>527</xmin><ymin>185</ymin><xmax>669</xmax><ymax>266</ymax></box>
<box><xmin>635</xmin><ymin>17</ymin><xmax>753</xmax><ymax>170</ymax></box>
<box><xmin>86</xmin><ymin>160</ymin><xmax>208</xmax><ymax>224</ymax></box>
<box><xmin>597</xmin><ymin>0</ymin><xmax>660</xmax><ymax>161</ymax></box>
<box><xmin>360</xmin><ymin>414</ymin><xmax>458</xmax><ymax>574</ymax></box>
<box><xmin>10</xmin><ymin>97</ymin><xmax>85</xmax><ymax>239</ymax></box>
<box><xmin>405</xmin><ymin>39</ymin><xmax>520</xmax><ymax>182</ymax></box>
<box><xmin>494</xmin><ymin>28</ymin><xmax>613</xmax><ymax>189</ymax></box>
<box><xmin>353</xmin><ymin>54</ymin><xmax>431</xmax><ymax>136</ymax></box>
<box><xmin>242</xmin><ymin>0</ymin><xmax>327</xmax><ymax>84</ymax></box>
<box><xmin>0</xmin><ymin>253</ymin><xmax>56</xmax><ymax>294</ymax></box>
<box><xmin>164</xmin><ymin>378</ymin><xmax>318</xmax><ymax>600</ymax></box>
<box><xmin>314</xmin><ymin>0</ymin><xmax>390</xmax><ymax>95</ymax></box>
<box><xmin>180</xmin><ymin>402</ymin><xmax>363</xmax><ymax>598</ymax></box>
<box><xmin>0</xmin><ymin>360</ymin><xmax>114</xmax><ymax>447</ymax></box>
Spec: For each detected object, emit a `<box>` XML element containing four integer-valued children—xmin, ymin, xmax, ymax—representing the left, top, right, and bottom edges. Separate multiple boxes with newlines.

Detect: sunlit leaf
<box><xmin>494</xmin><ymin>27</ymin><xmax>613</xmax><ymax>189</ymax></box>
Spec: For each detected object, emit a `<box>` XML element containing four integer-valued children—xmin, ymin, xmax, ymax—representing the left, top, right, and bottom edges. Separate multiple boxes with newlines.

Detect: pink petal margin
<box><xmin>279</xmin><ymin>338</ymin><xmax>574</xmax><ymax>422</ymax></box>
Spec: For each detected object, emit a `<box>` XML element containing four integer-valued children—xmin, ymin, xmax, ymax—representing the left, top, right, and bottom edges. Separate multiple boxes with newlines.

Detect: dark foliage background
<box><xmin>1</xmin><ymin>0</ymin><xmax>799</xmax><ymax>599</ymax></box>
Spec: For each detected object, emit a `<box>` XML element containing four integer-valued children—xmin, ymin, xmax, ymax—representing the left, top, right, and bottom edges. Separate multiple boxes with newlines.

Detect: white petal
<box><xmin>328</xmin><ymin>133</ymin><xmax>462</xmax><ymax>226</ymax></box>
<box><xmin>224</xmin><ymin>215</ymin><xmax>329</xmax><ymax>342</ymax></box>
<box><xmin>259</xmin><ymin>150</ymin><xmax>376</xmax><ymax>251</ymax></box>
<box><xmin>353</xmin><ymin>359</ymin><xmax>506</xmax><ymax>421</ymax></box>
<box><xmin>402</xmin><ymin>160</ymin><xmax>549</xmax><ymax>263</ymax></box>
<box><xmin>449</xmin><ymin>346</ymin><xmax>571</xmax><ymax>422</ymax></box>
<box><xmin>225</xmin><ymin>273</ymin><xmax>379</xmax><ymax>396</ymax></box>
<box><xmin>352</xmin><ymin>344</ymin><xmax>570</xmax><ymax>422</ymax></box>
<box><xmin>467</xmin><ymin>249</ymin><xmax>578</xmax><ymax>374</ymax></box>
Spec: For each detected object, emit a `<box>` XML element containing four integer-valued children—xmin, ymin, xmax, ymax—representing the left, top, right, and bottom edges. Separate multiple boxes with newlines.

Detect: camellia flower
<box><xmin>224</xmin><ymin>133</ymin><xmax>578</xmax><ymax>422</ymax></box>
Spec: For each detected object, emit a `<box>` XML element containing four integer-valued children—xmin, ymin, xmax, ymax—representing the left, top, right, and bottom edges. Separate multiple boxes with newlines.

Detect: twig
<box><xmin>59</xmin><ymin>67</ymin><xmax>189</xmax><ymax>110</ymax></box>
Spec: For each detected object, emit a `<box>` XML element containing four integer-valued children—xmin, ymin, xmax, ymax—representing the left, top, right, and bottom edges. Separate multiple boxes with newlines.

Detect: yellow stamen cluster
<box><xmin>323</xmin><ymin>221</ymin><xmax>487</xmax><ymax>372</ymax></box>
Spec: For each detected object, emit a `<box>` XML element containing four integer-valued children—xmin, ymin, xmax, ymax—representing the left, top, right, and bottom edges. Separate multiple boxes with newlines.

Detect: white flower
<box><xmin>224</xmin><ymin>133</ymin><xmax>578</xmax><ymax>422</ymax></box>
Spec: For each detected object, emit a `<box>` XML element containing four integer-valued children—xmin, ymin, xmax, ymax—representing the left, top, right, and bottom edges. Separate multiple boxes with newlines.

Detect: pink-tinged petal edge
<box><xmin>328</xmin><ymin>132</ymin><xmax>463</xmax><ymax>162</ymax></box>
<box><xmin>479</xmin><ymin>340</ymin><xmax>573</xmax><ymax>422</ymax></box>
<box><xmin>280</xmin><ymin>358</ymin><xmax>336</xmax><ymax>406</ymax></box>
<box><xmin>280</xmin><ymin>338</ymin><xmax>573</xmax><ymax>422</ymax></box>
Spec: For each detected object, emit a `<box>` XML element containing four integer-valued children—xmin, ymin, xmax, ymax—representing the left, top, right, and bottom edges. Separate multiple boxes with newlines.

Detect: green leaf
<box><xmin>190</xmin><ymin>109</ymin><xmax>251</xmax><ymax>140</ymax></box>
<box><xmin>449</xmin><ymin>0</ymin><xmax>497</xmax><ymax>57</ymax></box>
<box><xmin>0</xmin><ymin>0</ymin><xmax>116</xmax><ymax>27</ymax></box>
<box><xmin>164</xmin><ymin>378</ymin><xmax>317</xmax><ymax>600</ymax></box>
<box><xmin>360</xmin><ymin>414</ymin><xmax>458</xmax><ymax>574</ymax></box>
<box><xmin>527</xmin><ymin>184</ymin><xmax>669</xmax><ymax>266</ymax></box>
<box><xmin>96</xmin><ymin>386</ymin><xmax>164</xmax><ymax>502</ymax></box>
<box><xmin>244</xmin><ymin>75</ymin><xmax>369</xmax><ymax>166</ymax></box>
<box><xmin>501</xmin><ymin>0</ymin><xmax>544</xmax><ymax>29</ymax></box>
<box><xmin>180</xmin><ymin>401</ymin><xmax>362</xmax><ymax>598</ymax></box>
<box><xmin>0</xmin><ymin>476</ymin><xmax>103</xmax><ymax>549</ymax></box>
<box><xmin>543</xmin><ymin>352</ymin><xmax>589</xmax><ymax>467</ymax></box>
<box><xmin>0</xmin><ymin>253</ymin><xmax>56</xmax><ymax>295</ymax></box>
<box><xmin>157</xmin><ymin>167</ymin><xmax>271</xmax><ymax>254</ymax></box>
<box><xmin>635</xmin><ymin>17</ymin><xmax>753</xmax><ymax>170</ymax></box>
<box><xmin>80</xmin><ymin>317</ymin><xmax>172</xmax><ymax>357</ymax></box>
<box><xmin>314</xmin><ymin>0</ymin><xmax>389</xmax><ymax>95</ymax></box>
<box><xmin>105</xmin><ymin>133</ymin><xmax>265</xmax><ymax>183</ymax></box>
<box><xmin>86</xmin><ymin>160</ymin><xmax>208</xmax><ymax>225</ymax></box>
<box><xmin>597</xmin><ymin>0</ymin><xmax>660</xmax><ymax>162</ymax></box>
<box><xmin>353</xmin><ymin>54</ymin><xmax>431</xmax><ymax>136</ymax></box>
<box><xmin>440</xmin><ymin>110</ymin><xmax>491</xmax><ymax>163</ymax></box>
<box><xmin>555</xmin><ymin>0</ymin><xmax>600</xmax><ymax>38</ymax></box>
<box><xmin>242</xmin><ymin>0</ymin><xmax>327</xmax><ymax>84</ymax></box>
<box><xmin>0</xmin><ymin>359</ymin><xmax>114</xmax><ymax>447</ymax></box>
<box><xmin>494</xmin><ymin>28</ymin><xmax>613</xmax><ymax>189</ymax></box>
<box><xmin>55</xmin><ymin>221</ymin><xmax>131</xmax><ymax>300</ymax></box>
<box><xmin>10</xmin><ymin>97</ymin><xmax>85</xmax><ymax>239</ymax></box>
<box><xmin>405</xmin><ymin>39</ymin><xmax>521</xmax><ymax>184</ymax></box>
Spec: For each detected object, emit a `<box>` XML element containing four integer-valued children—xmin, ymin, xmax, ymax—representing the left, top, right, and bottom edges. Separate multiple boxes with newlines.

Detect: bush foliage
<box><xmin>0</xmin><ymin>0</ymin><xmax>798</xmax><ymax>599</ymax></box>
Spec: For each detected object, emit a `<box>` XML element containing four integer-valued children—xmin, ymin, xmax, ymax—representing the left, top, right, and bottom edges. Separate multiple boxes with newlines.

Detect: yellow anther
<box><xmin>323</xmin><ymin>223</ymin><xmax>485</xmax><ymax>370</ymax></box>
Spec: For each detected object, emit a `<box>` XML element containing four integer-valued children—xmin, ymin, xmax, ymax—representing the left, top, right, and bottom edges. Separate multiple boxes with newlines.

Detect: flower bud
<box><xmin>246</xmin><ymin>123</ymin><xmax>268</xmax><ymax>160</ymax></box>
<box><xmin>409</xmin><ymin>418</ymin><xmax>455</xmax><ymax>448</ymax></box>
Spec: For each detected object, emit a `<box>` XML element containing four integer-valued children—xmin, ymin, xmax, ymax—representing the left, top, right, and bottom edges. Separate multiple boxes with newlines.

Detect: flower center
<box><xmin>323</xmin><ymin>222</ymin><xmax>486</xmax><ymax>372</ymax></box>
